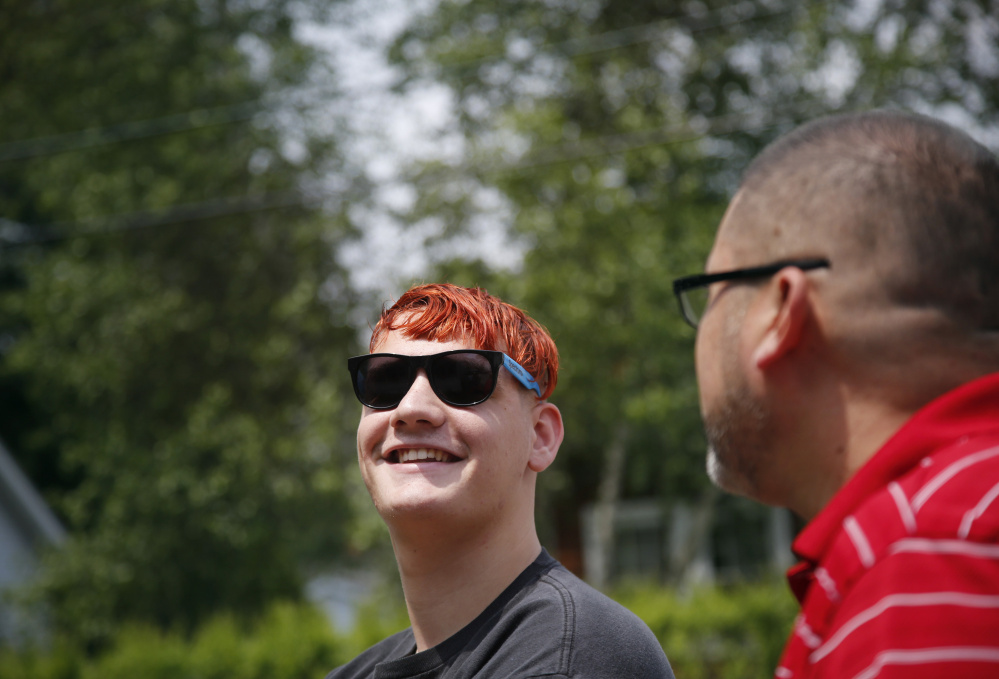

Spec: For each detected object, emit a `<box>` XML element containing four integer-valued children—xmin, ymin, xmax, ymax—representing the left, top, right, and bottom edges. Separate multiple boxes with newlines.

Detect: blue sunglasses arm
<box><xmin>501</xmin><ymin>353</ymin><xmax>543</xmax><ymax>397</ymax></box>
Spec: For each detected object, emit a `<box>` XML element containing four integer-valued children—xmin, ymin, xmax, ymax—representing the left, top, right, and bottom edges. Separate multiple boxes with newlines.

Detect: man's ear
<box><xmin>528</xmin><ymin>402</ymin><xmax>564</xmax><ymax>473</ymax></box>
<box><xmin>752</xmin><ymin>267</ymin><xmax>811</xmax><ymax>370</ymax></box>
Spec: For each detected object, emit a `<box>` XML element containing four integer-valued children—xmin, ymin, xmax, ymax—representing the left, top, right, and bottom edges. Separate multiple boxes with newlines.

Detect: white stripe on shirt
<box><xmin>888</xmin><ymin>537</ymin><xmax>999</xmax><ymax>560</ymax></box>
<box><xmin>850</xmin><ymin>647</ymin><xmax>999</xmax><ymax>679</ymax></box>
<box><xmin>912</xmin><ymin>445</ymin><xmax>999</xmax><ymax>512</ymax></box>
<box><xmin>814</xmin><ymin>567</ymin><xmax>840</xmax><ymax>604</ymax></box>
<box><xmin>810</xmin><ymin>592</ymin><xmax>999</xmax><ymax>663</ymax></box>
<box><xmin>795</xmin><ymin>616</ymin><xmax>823</xmax><ymax>650</ymax></box>
<box><xmin>844</xmin><ymin>516</ymin><xmax>875</xmax><ymax>568</ymax></box>
<box><xmin>888</xmin><ymin>481</ymin><xmax>917</xmax><ymax>534</ymax></box>
<box><xmin>959</xmin><ymin>481</ymin><xmax>999</xmax><ymax>539</ymax></box>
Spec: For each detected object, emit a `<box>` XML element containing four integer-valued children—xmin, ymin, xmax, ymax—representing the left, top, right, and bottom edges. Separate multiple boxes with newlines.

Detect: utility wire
<box><xmin>428</xmin><ymin>6</ymin><xmax>792</xmax><ymax>75</ymax></box>
<box><xmin>0</xmin><ymin>102</ymin><xmax>261</xmax><ymax>162</ymax></box>
<box><xmin>0</xmin><ymin>190</ymin><xmax>309</xmax><ymax>247</ymax></box>
<box><xmin>484</xmin><ymin>109</ymin><xmax>814</xmax><ymax>173</ymax></box>
<box><xmin>0</xmin><ymin>5</ymin><xmax>808</xmax><ymax>248</ymax></box>
<box><xmin>0</xmin><ymin>5</ymin><xmax>796</xmax><ymax>163</ymax></box>
<box><xmin>0</xmin><ymin>104</ymin><xmax>821</xmax><ymax>249</ymax></box>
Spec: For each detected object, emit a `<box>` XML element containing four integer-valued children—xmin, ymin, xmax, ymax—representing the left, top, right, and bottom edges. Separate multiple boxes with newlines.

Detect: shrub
<box><xmin>1</xmin><ymin>581</ymin><xmax>796</xmax><ymax>679</ymax></box>
<box><xmin>0</xmin><ymin>601</ymin><xmax>346</xmax><ymax>679</ymax></box>
<box><xmin>0</xmin><ymin>643</ymin><xmax>81</xmax><ymax>679</ymax></box>
<box><xmin>614</xmin><ymin>579</ymin><xmax>797</xmax><ymax>679</ymax></box>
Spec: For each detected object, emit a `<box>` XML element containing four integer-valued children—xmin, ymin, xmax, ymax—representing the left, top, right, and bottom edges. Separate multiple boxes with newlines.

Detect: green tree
<box><xmin>0</xmin><ymin>0</ymin><xmax>367</xmax><ymax>645</ymax></box>
<box><xmin>387</xmin><ymin>0</ymin><xmax>999</xmax><ymax>581</ymax></box>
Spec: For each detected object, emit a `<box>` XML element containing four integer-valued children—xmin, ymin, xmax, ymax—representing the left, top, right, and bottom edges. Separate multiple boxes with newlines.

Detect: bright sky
<box><xmin>297</xmin><ymin>0</ymin><xmax>526</xmax><ymax>308</ymax></box>
<box><xmin>295</xmin><ymin>0</ymin><xmax>999</xmax><ymax>313</ymax></box>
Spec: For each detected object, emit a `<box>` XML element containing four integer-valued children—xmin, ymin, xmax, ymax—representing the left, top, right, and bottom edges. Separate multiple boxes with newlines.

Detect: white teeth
<box><xmin>396</xmin><ymin>448</ymin><xmax>451</xmax><ymax>463</ymax></box>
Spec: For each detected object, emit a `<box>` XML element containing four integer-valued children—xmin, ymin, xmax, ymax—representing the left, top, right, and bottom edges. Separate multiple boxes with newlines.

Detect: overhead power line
<box><xmin>0</xmin><ymin>104</ymin><xmax>821</xmax><ymax>249</ymax></box>
<box><xmin>0</xmin><ymin>190</ymin><xmax>309</xmax><ymax>248</ymax></box>
<box><xmin>0</xmin><ymin>102</ymin><xmax>261</xmax><ymax>163</ymax></box>
<box><xmin>488</xmin><ymin>109</ymin><xmax>814</xmax><ymax>173</ymax></box>
<box><xmin>0</xmin><ymin>5</ymin><xmax>796</xmax><ymax>163</ymax></box>
<box><xmin>432</xmin><ymin>7</ymin><xmax>792</xmax><ymax>75</ymax></box>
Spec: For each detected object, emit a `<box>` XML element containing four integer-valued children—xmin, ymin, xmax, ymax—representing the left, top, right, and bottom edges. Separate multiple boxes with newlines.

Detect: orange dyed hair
<box><xmin>369</xmin><ymin>283</ymin><xmax>559</xmax><ymax>400</ymax></box>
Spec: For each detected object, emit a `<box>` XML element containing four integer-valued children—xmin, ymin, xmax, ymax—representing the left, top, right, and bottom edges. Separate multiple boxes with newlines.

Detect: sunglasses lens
<box><xmin>356</xmin><ymin>355</ymin><xmax>413</xmax><ymax>408</ymax></box>
<box><xmin>431</xmin><ymin>352</ymin><xmax>497</xmax><ymax>405</ymax></box>
<box><xmin>350</xmin><ymin>351</ymin><xmax>502</xmax><ymax>408</ymax></box>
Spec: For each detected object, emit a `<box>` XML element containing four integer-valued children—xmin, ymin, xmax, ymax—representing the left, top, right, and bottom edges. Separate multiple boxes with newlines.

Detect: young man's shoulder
<box><xmin>325</xmin><ymin>551</ymin><xmax>673</xmax><ymax>679</ymax></box>
<box><xmin>517</xmin><ymin>560</ymin><xmax>674</xmax><ymax>677</ymax></box>
<box><xmin>325</xmin><ymin>628</ymin><xmax>415</xmax><ymax>679</ymax></box>
<box><xmin>530</xmin><ymin>561</ymin><xmax>662</xmax><ymax>645</ymax></box>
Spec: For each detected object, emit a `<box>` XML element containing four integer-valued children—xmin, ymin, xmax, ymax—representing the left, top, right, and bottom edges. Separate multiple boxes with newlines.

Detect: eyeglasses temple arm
<box><xmin>501</xmin><ymin>353</ymin><xmax>543</xmax><ymax>397</ymax></box>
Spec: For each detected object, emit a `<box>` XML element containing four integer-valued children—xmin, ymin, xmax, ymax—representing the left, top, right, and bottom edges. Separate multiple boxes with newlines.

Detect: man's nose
<box><xmin>390</xmin><ymin>370</ymin><xmax>446</xmax><ymax>427</ymax></box>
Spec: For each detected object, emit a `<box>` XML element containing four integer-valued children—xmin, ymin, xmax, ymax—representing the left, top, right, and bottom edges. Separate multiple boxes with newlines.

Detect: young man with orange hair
<box><xmin>328</xmin><ymin>283</ymin><xmax>673</xmax><ymax>679</ymax></box>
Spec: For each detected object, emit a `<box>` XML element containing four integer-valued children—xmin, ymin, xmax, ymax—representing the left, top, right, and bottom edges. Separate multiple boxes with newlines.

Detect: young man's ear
<box><xmin>528</xmin><ymin>402</ymin><xmax>563</xmax><ymax>473</ymax></box>
<box><xmin>752</xmin><ymin>267</ymin><xmax>811</xmax><ymax>370</ymax></box>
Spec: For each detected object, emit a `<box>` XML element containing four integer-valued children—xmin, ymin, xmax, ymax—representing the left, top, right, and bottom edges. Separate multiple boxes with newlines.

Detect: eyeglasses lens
<box><xmin>681</xmin><ymin>286</ymin><xmax>710</xmax><ymax>327</ymax></box>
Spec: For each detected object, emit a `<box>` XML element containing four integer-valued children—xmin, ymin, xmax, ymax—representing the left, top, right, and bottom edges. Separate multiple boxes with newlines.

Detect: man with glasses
<box><xmin>328</xmin><ymin>283</ymin><xmax>673</xmax><ymax>678</ymax></box>
<box><xmin>673</xmin><ymin>109</ymin><xmax>999</xmax><ymax>678</ymax></box>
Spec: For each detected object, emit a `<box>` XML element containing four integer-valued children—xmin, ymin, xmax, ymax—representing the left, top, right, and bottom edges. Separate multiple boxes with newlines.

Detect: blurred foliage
<box><xmin>0</xmin><ymin>0</ymin><xmax>370</xmax><ymax>647</ymax></box>
<box><xmin>0</xmin><ymin>601</ymin><xmax>350</xmax><ymax>679</ymax></box>
<box><xmin>387</xmin><ymin>0</ymin><xmax>999</xmax><ymax>550</ymax></box>
<box><xmin>617</xmin><ymin>579</ymin><xmax>797</xmax><ymax>678</ymax></box>
<box><xmin>3</xmin><ymin>0</ymin><xmax>999</xmax><ymax>657</ymax></box>
<box><xmin>0</xmin><ymin>582</ymin><xmax>795</xmax><ymax>679</ymax></box>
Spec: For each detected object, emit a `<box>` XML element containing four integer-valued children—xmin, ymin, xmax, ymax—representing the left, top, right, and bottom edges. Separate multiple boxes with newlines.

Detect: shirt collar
<box><xmin>791</xmin><ymin>371</ymin><xmax>999</xmax><ymax>571</ymax></box>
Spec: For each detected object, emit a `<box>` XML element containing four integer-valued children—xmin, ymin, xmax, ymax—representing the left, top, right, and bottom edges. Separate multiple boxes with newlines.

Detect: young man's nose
<box><xmin>391</xmin><ymin>371</ymin><xmax>446</xmax><ymax>427</ymax></box>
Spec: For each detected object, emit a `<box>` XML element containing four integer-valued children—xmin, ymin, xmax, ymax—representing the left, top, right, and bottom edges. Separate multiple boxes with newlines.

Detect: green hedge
<box><xmin>0</xmin><ymin>600</ymin><xmax>404</xmax><ymax>679</ymax></box>
<box><xmin>1</xmin><ymin>582</ymin><xmax>795</xmax><ymax>679</ymax></box>
<box><xmin>613</xmin><ymin>580</ymin><xmax>797</xmax><ymax>679</ymax></box>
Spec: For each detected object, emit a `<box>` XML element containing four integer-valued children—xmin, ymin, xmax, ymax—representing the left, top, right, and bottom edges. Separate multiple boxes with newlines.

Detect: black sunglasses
<box><xmin>347</xmin><ymin>350</ymin><xmax>542</xmax><ymax>409</ymax></box>
<box><xmin>672</xmin><ymin>258</ymin><xmax>830</xmax><ymax>328</ymax></box>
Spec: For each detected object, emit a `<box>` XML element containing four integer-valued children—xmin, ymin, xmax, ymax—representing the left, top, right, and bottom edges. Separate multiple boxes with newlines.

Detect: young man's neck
<box><xmin>390</xmin><ymin>521</ymin><xmax>543</xmax><ymax>652</ymax></box>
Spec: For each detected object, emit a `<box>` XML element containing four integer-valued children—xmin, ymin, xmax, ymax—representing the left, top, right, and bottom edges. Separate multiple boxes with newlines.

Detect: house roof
<box><xmin>0</xmin><ymin>440</ymin><xmax>65</xmax><ymax>548</ymax></box>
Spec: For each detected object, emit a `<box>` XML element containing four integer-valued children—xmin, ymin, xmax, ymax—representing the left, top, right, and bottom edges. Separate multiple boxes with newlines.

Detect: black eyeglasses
<box><xmin>672</xmin><ymin>258</ymin><xmax>830</xmax><ymax>329</ymax></box>
<box><xmin>347</xmin><ymin>350</ymin><xmax>542</xmax><ymax>409</ymax></box>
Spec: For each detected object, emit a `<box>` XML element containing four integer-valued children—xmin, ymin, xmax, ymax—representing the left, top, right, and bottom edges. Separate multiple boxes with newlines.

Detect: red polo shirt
<box><xmin>776</xmin><ymin>372</ymin><xmax>999</xmax><ymax>679</ymax></box>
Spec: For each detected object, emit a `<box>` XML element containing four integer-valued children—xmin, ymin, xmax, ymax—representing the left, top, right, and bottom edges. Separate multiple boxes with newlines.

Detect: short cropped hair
<box><xmin>370</xmin><ymin>283</ymin><xmax>559</xmax><ymax>400</ymax></box>
<box><xmin>742</xmin><ymin>109</ymin><xmax>999</xmax><ymax>329</ymax></box>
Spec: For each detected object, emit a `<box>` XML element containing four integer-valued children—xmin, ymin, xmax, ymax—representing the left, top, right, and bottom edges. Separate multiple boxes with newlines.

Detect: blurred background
<box><xmin>1</xmin><ymin>0</ymin><xmax>996</xmax><ymax>676</ymax></box>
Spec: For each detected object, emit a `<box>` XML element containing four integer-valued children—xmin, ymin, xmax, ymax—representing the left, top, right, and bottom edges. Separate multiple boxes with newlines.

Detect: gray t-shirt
<box><xmin>326</xmin><ymin>549</ymin><xmax>674</xmax><ymax>679</ymax></box>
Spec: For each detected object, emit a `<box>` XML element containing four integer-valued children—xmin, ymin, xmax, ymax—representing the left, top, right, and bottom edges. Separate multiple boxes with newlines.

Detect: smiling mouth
<box><xmin>392</xmin><ymin>448</ymin><xmax>459</xmax><ymax>464</ymax></box>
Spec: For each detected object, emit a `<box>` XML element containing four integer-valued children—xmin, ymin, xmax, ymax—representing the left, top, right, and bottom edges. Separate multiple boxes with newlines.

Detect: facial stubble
<box><xmin>703</xmin><ymin>299</ymin><xmax>776</xmax><ymax>501</ymax></box>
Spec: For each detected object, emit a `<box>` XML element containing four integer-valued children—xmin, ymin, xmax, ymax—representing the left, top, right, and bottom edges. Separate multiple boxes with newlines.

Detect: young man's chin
<box><xmin>371</xmin><ymin>477</ymin><xmax>466</xmax><ymax>516</ymax></box>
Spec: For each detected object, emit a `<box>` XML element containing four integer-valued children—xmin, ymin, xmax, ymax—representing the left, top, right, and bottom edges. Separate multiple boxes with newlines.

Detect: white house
<box><xmin>0</xmin><ymin>439</ymin><xmax>65</xmax><ymax>642</ymax></box>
